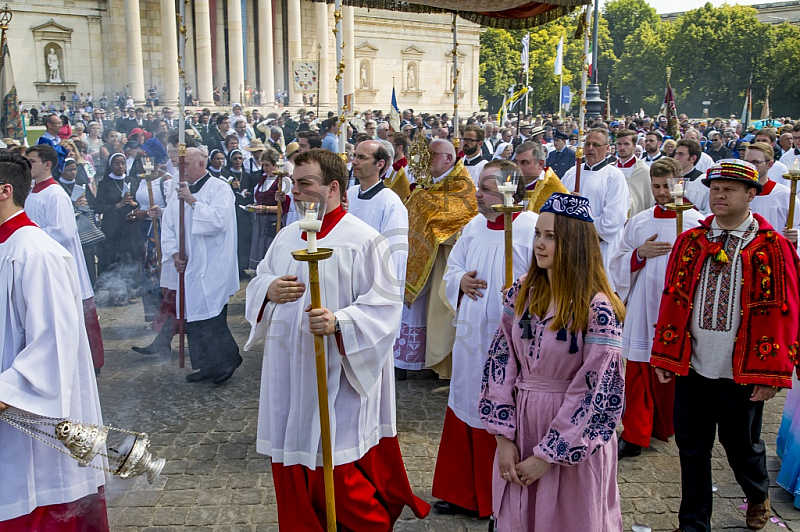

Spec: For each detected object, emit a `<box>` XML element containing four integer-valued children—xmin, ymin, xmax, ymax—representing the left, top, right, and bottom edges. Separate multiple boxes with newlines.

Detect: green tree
<box><xmin>479</xmin><ymin>28</ymin><xmax>521</xmax><ymax>110</ymax></box>
<box><xmin>764</xmin><ymin>23</ymin><xmax>800</xmax><ymax>117</ymax></box>
<box><xmin>603</xmin><ymin>0</ymin><xmax>660</xmax><ymax>62</ymax></box>
<box><xmin>667</xmin><ymin>3</ymin><xmax>769</xmax><ymax>117</ymax></box>
<box><xmin>613</xmin><ymin>22</ymin><xmax>673</xmax><ymax>115</ymax></box>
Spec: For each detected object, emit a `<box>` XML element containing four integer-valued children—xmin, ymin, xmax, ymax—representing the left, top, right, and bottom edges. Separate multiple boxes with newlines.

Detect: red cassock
<box><xmin>83</xmin><ymin>298</ymin><xmax>104</xmax><ymax>369</ymax></box>
<box><xmin>0</xmin><ymin>488</ymin><xmax>108</xmax><ymax>532</ymax></box>
<box><xmin>271</xmin><ymin>437</ymin><xmax>430</xmax><ymax>531</ymax></box>
<box><xmin>432</xmin><ymin>407</ymin><xmax>496</xmax><ymax>517</ymax></box>
<box><xmin>620</xmin><ymin>361</ymin><xmax>675</xmax><ymax>447</ymax></box>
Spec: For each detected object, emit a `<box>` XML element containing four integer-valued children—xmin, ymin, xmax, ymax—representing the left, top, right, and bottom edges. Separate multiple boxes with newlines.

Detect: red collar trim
<box><xmin>487</xmin><ymin>211</ymin><xmax>521</xmax><ymax>230</ymax></box>
<box><xmin>654</xmin><ymin>204</ymin><xmax>677</xmax><ymax>219</ymax></box>
<box><xmin>32</xmin><ymin>177</ymin><xmax>58</xmax><ymax>193</ymax></box>
<box><xmin>392</xmin><ymin>157</ymin><xmax>407</xmax><ymax>171</ymax></box>
<box><xmin>758</xmin><ymin>179</ymin><xmax>776</xmax><ymax>196</ymax></box>
<box><xmin>301</xmin><ymin>205</ymin><xmax>347</xmax><ymax>241</ymax></box>
<box><xmin>0</xmin><ymin>212</ymin><xmax>37</xmax><ymax>243</ymax></box>
<box><xmin>616</xmin><ymin>156</ymin><xmax>637</xmax><ymax>169</ymax></box>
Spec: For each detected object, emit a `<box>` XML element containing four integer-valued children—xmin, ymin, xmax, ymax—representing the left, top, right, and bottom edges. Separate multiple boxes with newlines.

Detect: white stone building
<box><xmin>6</xmin><ymin>0</ymin><xmax>481</xmax><ymax>114</ymax></box>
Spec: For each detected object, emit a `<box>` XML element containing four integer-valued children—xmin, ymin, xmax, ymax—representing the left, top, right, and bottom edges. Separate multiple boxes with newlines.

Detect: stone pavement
<box><xmin>95</xmin><ymin>281</ymin><xmax>800</xmax><ymax>531</ymax></box>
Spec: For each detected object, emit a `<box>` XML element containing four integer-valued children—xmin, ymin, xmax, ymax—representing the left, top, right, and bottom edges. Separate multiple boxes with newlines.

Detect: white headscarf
<box><xmin>493</xmin><ymin>142</ymin><xmax>512</xmax><ymax>160</ymax></box>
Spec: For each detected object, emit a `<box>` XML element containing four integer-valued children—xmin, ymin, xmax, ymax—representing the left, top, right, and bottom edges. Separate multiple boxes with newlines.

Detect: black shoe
<box><xmin>618</xmin><ymin>439</ymin><xmax>642</xmax><ymax>459</ymax></box>
<box><xmin>433</xmin><ymin>501</ymin><xmax>479</xmax><ymax>517</ymax></box>
<box><xmin>212</xmin><ymin>357</ymin><xmax>243</xmax><ymax>385</ymax></box>
<box><xmin>186</xmin><ymin>371</ymin><xmax>211</xmax><ymax>383</ymax></box>
<box><xmin>132</xmin><ymin>343</ymin><xmax>171</xmax><ymax>356</ymax></box>
<box><xmin>395</xmin><ymin>368</ymin><xmax>408</xmax><ymax>381</ymax></box>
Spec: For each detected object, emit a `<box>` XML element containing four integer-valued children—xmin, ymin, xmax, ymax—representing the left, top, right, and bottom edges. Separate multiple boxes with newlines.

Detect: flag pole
<box><xmin>523</xmin><ymin>32</ymin><xmax>529</xmax><ymax>116</ymax></box>
<box><xmin>176</xmin><ymin>0</ymin><xmax>187</xmax><ymax>368</ymax></box>
<box><xmin>575</xmin><ymin>7</ymin><xmax>591</xmax><ymax>194</ymax></box>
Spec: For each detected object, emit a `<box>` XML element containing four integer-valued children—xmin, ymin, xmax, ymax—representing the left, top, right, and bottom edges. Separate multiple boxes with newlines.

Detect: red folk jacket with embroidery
<box><xmin>650</xmin><ymin>213</ymin><xmax>800</xmax><ymax>387</ymax></box>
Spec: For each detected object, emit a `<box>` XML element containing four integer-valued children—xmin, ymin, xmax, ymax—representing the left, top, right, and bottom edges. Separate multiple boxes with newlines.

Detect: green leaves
<box><xmin>479</xmin><ymin>2</ymin><xmax>800</xmax><ymax>118</ymax></box>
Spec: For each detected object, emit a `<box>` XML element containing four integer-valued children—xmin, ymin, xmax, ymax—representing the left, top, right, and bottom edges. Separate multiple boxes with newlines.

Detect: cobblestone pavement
<box><xmin>96</xmin><ymin>281</ymin><xmax>800</xmax><ymax>531</ymax></box>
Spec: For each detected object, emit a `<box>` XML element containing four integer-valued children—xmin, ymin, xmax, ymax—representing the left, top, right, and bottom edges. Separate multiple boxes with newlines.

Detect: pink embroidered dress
<box><xmin>480</xmin><ymin>279</ymin><xmax>624</xmax><ymax>531</ymax></box>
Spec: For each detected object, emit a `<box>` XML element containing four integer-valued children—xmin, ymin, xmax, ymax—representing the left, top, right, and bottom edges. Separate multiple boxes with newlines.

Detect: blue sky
<box><xmin>609</xmin><ymin>0</ymin><xmax>787</xmax><ymax>14</ymax></box>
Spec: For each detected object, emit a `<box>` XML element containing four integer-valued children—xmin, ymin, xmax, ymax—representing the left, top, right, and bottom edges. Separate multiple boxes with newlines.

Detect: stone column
<box><xmin>194</xmin><ymin>0</ymin><xmax>215</xmax><ymax>105</ymax></box>
<box><xmin>160</xmin><ymin>0</ymin><xmax>180</xmax><ymax>105</ymax></box>
<box><xmin>246</xmin><ymin>0</ymin><xmax>257</xmax><ymax>90</ymax></box>
<box><xmin>343</xmin><ymin>5</ymin><xmax>355</xmax><ymax>98</ymax></box>
<box><xmin>185</xmin><ymin>3</ymin><xmax>197</xmax><ymax>94</ymax></box>
<box><xmin>123</xmin><ymin>0</ymin><xmax>145</xmax><ymax>102</ymax></box>
<box><xmin>258</xmin><ymin>0</ymin><xmax>275</xmax><ymax>106</ymax></box>
<box><xmin>227</xmin><ymin>0</ymin><xmax>245</xmax><ymax>105</ymax></box>
<box><xmin>215</xmin><ymin>0</ymin><xmax>227</xmax><ymax>99</ymax></box>
<box><xmin>315</xmin><ymin>2</ymin><xmax>330</xmax><ymax>107</ymax></box>
<box><xmin>287</xmin><ymin>0</ymin><xmax>302</xmax><ymax>106</ymax></box>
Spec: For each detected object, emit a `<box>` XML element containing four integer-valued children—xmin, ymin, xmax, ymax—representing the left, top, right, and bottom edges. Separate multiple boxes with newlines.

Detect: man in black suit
<box><xmin>545</xmin><ymin>130</ymin><xmax>576</xmax><ymax>178</ymax></box>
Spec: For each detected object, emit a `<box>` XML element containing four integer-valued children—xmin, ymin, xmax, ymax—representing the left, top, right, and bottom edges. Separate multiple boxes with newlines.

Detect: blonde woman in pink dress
<box><xmin>480</xmin><ymin>192</ymin><xmax>625</xmax><ymax>531</ymax></box>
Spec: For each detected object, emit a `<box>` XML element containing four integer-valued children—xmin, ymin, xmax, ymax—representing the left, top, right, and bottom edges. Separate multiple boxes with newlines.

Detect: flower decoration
<box><xmin>708</xmin><ymin>242</ymin><xmax>729</xmax><ymax>264</ymax></box>
<box><xmin>656</xmin><ymin>324</ymin><xmax>678</xmax><ymax>345</ymax></box>
<box><xmin>756</xmin><ymin>336</ymin><xmax>780</xmax><ymax>360</ymax></box>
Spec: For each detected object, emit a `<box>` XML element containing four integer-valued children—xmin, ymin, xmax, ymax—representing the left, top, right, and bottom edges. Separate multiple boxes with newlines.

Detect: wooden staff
<box><xmin>574</xmin><ymin>146</ymin><xmax>583</xmax><ymax>194</ymax></box>
<box><xmin>291</xmin><ymin>247</ymin><xmax>336</xmax><ymax>532</ymax></box>
<box><xmin>177</xmin><ymin>0</ymin><xmax>187</xmax><ymax>369</ymax></box>
<box><xmin>144</xmin><ymin>175</ymin><xmax>162</xmax><ymax>266</ymax></box>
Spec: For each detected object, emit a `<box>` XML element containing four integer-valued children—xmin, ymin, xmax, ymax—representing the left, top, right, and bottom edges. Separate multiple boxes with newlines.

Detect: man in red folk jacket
<box><xmin>651</xmin><ymin>159</ymin><xmax>800</xmax><ymax>532</ymax></box>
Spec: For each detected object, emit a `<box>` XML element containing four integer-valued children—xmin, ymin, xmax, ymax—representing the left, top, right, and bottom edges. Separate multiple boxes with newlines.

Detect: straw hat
<box><xmin>244</xmin><ymin>139</ymin><xmax>267</xmax><ymax>152</ymax></box>
<box><xmin>285</xmin><ymin>142</ymin><xmax>300</xmax><ymax>158</ymax></box>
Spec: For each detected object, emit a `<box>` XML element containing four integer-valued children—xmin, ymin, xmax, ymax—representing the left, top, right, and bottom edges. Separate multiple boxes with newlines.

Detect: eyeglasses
<box><xmin>459</xmin><ymin>137</ymin><xmax>479</xmax><ymax>143</ymax></box>
<box><xmin>584</xmin><ymin>142</ymin><xmax>608</xmax><ymax>148</ymax></box>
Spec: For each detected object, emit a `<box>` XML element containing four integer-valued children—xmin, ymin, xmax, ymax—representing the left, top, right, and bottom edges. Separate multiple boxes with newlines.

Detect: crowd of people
<box><xmin>2</xmin><ymin>97</ymin><xmax>800</xmax><ymax>532</ymax></box>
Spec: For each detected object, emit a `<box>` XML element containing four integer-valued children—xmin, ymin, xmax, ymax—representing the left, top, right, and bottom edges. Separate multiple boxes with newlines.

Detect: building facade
<box><xmin>7</xmin><ymin>0</ymin><xmax>481</xmax><ymax>114</ymax></box>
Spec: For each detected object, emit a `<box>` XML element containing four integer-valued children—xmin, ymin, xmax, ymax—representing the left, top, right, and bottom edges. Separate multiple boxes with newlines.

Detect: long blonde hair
<box><xmin>516</xmin><ymin>213</ymin><xmax>625</xmax><ymax>332</ymax></box>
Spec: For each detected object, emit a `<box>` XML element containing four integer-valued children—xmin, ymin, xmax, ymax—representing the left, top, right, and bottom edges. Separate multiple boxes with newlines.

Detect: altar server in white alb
<box><xmin>0</xmin><ymin>152</ymin><xmax>108</xmax><ymax>531</ymax></box>
<box><xmin>745</xmin><ymin>143</ymin><xmax>799</xmax><ymax>245</ymax></box>
<box><xmin>614</xmin><ymin>129</ymin><xmax>653</xmax><ymax>218</ymax></box>
<box><xmin>347</xmin><ymin>139</ymin><xmax>409</xmax><ymax>309</ymax></box>
<box><xmin>244</xmin><ymin>149</ymin><xmax>429</xmax><ymax>530</ymax></box>
<box><xmin>160</xmin><ymin>148</ymin><xmax>242</xmax><ymax>385</ymax></box>
<box><xmin>23</xmin><ymin>144</ymin><xmax>105</xmax><ymax>373</ymax></box>
<box><xmin>432</xmin><ymin>160</ymin><xmax>537</xmax><ymax>519</ymax></box>
<box><xmin>561</xmin><ymin>128</ymin><xmax>629</xmax><ymax>286</ymax></box>
<box><xmin>610</xmin><ymin>158</ymin><xmax>705</xmax><ymax>460</ymax></box>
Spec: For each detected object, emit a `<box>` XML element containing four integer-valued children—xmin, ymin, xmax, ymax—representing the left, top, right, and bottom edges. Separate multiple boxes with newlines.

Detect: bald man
<box><xmin>160</xmin><ymin>148</ymin><xmax>242</xmax><ymax>384</ymax></box>
<box><xmin>399</xmin><ymin>138</ymin><xmax>477</xmax><ymax>378</ymax></box>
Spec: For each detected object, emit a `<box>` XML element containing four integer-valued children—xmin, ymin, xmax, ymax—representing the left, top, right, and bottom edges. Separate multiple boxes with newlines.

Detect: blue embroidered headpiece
<box><xmin>540</xmin><ymin>192</ymin><xmax>594</xmax><ymax>223</ymax></box>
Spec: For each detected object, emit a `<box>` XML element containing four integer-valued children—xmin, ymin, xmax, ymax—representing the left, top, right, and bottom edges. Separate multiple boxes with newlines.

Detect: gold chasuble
<box><xmin>404</xmin><ymin>160</ymin><xmax>477</xmax><ymax>377</ymax></box>
<box><xmin>525</xmin><ymin>167</ymin><xmax>569</xmax><ymax>213</ymax></box>
<box><xmin>385</xmin><ymin>166</ymin><xmax>412</xmax><ymax>201</ymax></box>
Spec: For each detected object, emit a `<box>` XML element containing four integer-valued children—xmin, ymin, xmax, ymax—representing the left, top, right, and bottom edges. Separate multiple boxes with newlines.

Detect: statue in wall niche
<box><xmin>407</xmin><ymin>63</ymin><xmax>416</xmax><ymax>90</ymax></box>
<box><xmin>360</xmin><ymin>61</ymin><xmax>369</xmax><ymax>89</ymax></box>
<box><xmin>47</xmin><ymin>48</ymin><xmax>61</xmax><ymax>83</ymax></box>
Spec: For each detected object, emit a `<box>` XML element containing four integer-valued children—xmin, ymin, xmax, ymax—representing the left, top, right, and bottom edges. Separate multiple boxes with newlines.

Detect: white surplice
<box><xmin>24</xmin><ymin>181</ymin><xmax>93</xmax><ymax>300</ymax></box>
<box><xmin>609</xmin><ymin>205</ymin><xmax>704</xmax><ymax>363</ymax></box>
<box><xmin>561</xmin><ymin>161</ymin><xmax>630</xmax><ymax>289</ymax></box>
<box><xmin>346</xmin><ymin>182</ymin><xmax>409</xmax><ymax>287</ymax></box>
<box><xmin>618</xmin><ymin>158</ymin><xmax>654</xmax><ymax>218</ymax></box>
<box><xmin>684</xmin><ymin>175</ymin><xmax>710</xmax><ymax>215</ymax></box>
<box><xmin>751</xmin><ymin>180</ymin><xmax>800</xmax><ymax>235</ymax></box>
<box><xmin>160</xmin><ymin>174</ymin><xmax>239</xmax><ymax>321</ymax></box>
<box><xmin>244</xmin><ymin>214</ymin><xmax>403</xmax><ymax>468</ymax></box>
<box><xmin>442</xmin><ymin>211</ymin><xmax>537</xmax><ymax>428</ymax></box>
<box><xmin>0</xmin><ymin>214</ymin><xmax>105</xmax><ymax>522</ymax></box>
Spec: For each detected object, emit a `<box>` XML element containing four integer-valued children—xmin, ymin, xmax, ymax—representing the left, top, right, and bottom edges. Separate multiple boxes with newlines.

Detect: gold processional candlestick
<box><xmin>493</xmin><ymin>173</ymin><xmax>523</xmax><ymax>290</ymax></box>
<box><xmin>784</xmin><ymin>166</ymin><xmax>800</xmax><ymax>229</ymax></box>
<box><xmin>292</xmin><ymin>201</ymin><xmax>336</xmax><ymax>531</ymax></box>
<box><xmin>665</xmin><ymin>178</ymin><xmax>693</xmax><ymax>237</ymax></box>
<box><xmin>141</xmin><ymin>160</ymin><xmax>162</xmax><ymax>266</ymax></box>
<box><xmin>273</xmin><ymin>169</ymin><xmax>288</xmax><ymax>233</ymax></box>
